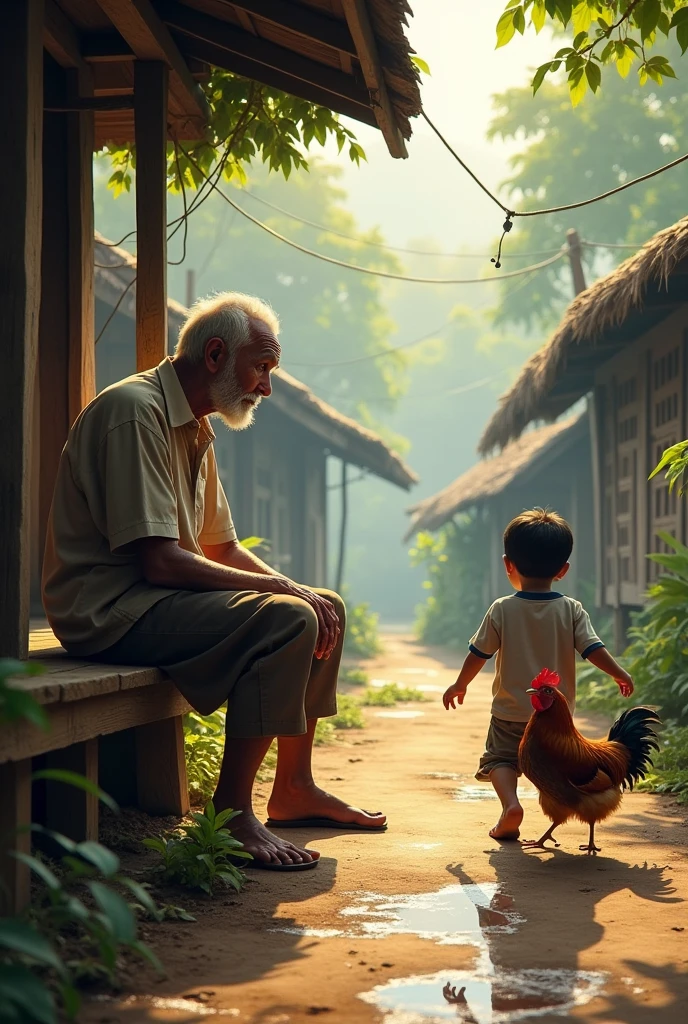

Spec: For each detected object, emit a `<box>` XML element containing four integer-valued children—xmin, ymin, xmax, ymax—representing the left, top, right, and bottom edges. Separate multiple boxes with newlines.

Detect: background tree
<box><xmin>488</xmin><ymin>35</ymin><xmax>688</xmax><ymax>331</ymax></box>
<box><xmin>496</xmin><ymin>0</ymin><xmax>688</xmax><ymax>103</ymax></box>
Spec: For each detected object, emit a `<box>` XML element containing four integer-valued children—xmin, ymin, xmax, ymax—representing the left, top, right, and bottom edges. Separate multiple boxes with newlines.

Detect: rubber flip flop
<box><xmin>233</xmin><ymin>856</ymin><xmax>319</xmax><ymax>872</ymax></box>
<box><xmin>265</xmin><ymin>816</ymin><xmax>388</xmax><ymax>832</ymax></box>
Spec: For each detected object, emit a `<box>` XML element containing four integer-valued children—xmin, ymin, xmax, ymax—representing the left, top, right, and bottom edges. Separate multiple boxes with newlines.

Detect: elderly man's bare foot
<box><xmin>267</xmin><ymin>783</ymin><xmax>387</xmax><ymax>829</ymax></box>
<box><xmin>230</xmin><ymin>810</ymin><xmax>320</xmax><ymax>866</ymax></box>
<box><xmin>489</xmin><ymin>803</ymin><xmax>523</xmax><ymax>841</ymax></box>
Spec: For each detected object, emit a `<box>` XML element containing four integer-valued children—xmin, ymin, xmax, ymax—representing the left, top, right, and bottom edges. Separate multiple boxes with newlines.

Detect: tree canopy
<box><xmin>496</xmin><ymin>1</ymin><xmax>688</xmax><ymax>105</ymax></box>
<box><xmin>488</xmin><ymin>35</ymin><xmax>688</xmax><ymax>330</ymax></box>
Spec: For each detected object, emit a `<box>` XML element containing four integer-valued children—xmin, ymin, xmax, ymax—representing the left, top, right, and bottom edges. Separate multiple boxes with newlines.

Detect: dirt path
<box><xmin>86</xmin><ymin>635</ymin><xmax>688</xmax><ymax>1024</ymax></box>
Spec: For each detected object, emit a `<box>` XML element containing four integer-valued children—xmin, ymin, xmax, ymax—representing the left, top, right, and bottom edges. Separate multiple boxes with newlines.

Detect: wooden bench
<box><xmin>0</xmin><ymin>627</ymin><xmax>191</xmax><ymax>913</ymax></box>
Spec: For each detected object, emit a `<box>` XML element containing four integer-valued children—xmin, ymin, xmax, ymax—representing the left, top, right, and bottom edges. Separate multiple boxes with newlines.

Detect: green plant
<box><xmin>184</xmin><ymin>709</ymin><xmax>226</xmax><ymax>805</ymax></box>
<box><xmin>359</xmin><ymin>683</ymin><xmax>428</xmax><ymax>706</ymax></box>
<box><xmin>495</xmin><ymin>1</ymin><xmax>688</xmax><ymax>103</ymax></box>
<box><xmin>339</xmin><ymin>667</ymin><xmax>370</xmax><ymax>687</ymax></box>
<box><xmin>344</xmin><ymin>602</ymin><xmax>383</xmax><ymax>659</ymax></box>
<box><xmin>637</xmin><ymin>724</ymin><xmax>688</xmax><ymax>801</ymax></box>
<box><xmin>0</xmin><ymin>663</ymin><xmax>165</xmax><ymax>1024</ymax></box>
<box><xmin>650</xmin><ymin>439</ymin><xmax>688</xmax><ymax>496</ymax></box>
<box><xmin>143</xmin><ymin>803</ymin><xmax>250</xmax><ymax>895</ymax></box>
<box><xmin>313</xmin><ymin>695</ymin><xmax>366</xmax><ymax>745</ymax></box>
<box><xmin>410</xmin><ymin>514</ymin><xmax>491</xmax><ymax>649</ymax></box>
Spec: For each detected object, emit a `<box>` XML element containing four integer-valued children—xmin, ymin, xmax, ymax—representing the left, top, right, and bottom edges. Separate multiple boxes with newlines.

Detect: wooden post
<box><xmin>135</xmin><ymin>61</ymin><xmax>169</xmax><ymax>371</ymax></box>
<box><xmin>335</xmin><ymin>460</ymin><xmax>348</xmax><ymax>594</ymax></box>
<box><xmin>66</xmin><ymin>68</ymin><xmax>96</xmax><ymax>421</ymax></box>
<box><xmin>136</xmin><ymin>717</ymin><xmax>190</xmax><ymax>815</ymax></box>
<box><xmin>186</xmin><ymin>268</ymin><xmax>196</xmax><ymax>309</ymax></box>
<box><xmin>44</xmin><ymin>740</ymin><xmax>99</xmax><ymax>842</ymax></box>
<box><xmin>566</xmin><ymin>229</ymin><xmax>587</xmax><ymax>296</ymax></box>
<box><xmin>0</xmin><ymin>0</ymin><xmax>44</xmax><ymax>659</ymax></box>
<box><xmin>0</xmin><ymin>760</ymin><xmax>32</xmax><ymax>914</ymax></box>
<box><xmin>588</xmin><ymin>388</ymin><xmax>604</xmax><ymax>608</ymax></box>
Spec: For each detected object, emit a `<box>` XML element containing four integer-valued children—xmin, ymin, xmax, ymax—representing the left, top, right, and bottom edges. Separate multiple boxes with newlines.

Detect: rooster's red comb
<box><xmin>531</xmin><ymin>668</ymin><xmax>561</xmax><ymax>689</ymax></box>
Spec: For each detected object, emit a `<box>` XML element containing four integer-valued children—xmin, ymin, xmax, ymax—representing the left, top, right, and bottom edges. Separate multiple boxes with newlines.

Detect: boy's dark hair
<box><xmin>503</xmin><ymin>508</ymin><xmax>573</xmax><ymax>580</ymax></box>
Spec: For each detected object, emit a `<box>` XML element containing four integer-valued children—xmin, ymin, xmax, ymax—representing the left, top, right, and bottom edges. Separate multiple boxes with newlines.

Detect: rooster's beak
<box><xmin>525</xmin><ymin>688</ymin><xmax>537</xmax><ymax>694</ymax></box>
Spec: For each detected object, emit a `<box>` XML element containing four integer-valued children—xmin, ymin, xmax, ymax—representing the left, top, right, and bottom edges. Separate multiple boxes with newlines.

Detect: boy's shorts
<box><xmin>475</xmin><ymin>716</ymin><xmax>527</xmax><ymax>780</ymax></box>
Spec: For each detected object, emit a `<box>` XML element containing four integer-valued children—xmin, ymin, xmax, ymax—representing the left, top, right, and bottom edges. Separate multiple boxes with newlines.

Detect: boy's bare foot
<box><xmin>489</xmin><ymin>803</ymin><xmax>523</xmax><ymax>840</ymax></box>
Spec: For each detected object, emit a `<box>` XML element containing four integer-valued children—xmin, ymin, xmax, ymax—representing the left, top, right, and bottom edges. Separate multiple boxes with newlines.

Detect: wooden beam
<box><xmin>45</xmin><ymin>739</ymin><xmax>99</xmax><ymax>842</ymax></box>
<box><xmin>160</xmin><ymin>1</ymin><xmax>370</xmax><ymax>108</ymax></box>
<box><xmin>82</xmin><ymin>30</ymin><xmax>134</xmax><ymax>62</ymax></box>
<box><xmin>0</xmin><ymin>760</ymin><xmax>32</xmax><ymax>914</ymax></box>
<box><xmin>135</xmin><ymin>61</ymin><xmax>168</xmax><ymax>371</ymax></box>
<box><xmin>340</xmin><ymin>0</ymin><xmax>407</xmax><ymax>158</ymax></box>
<box><xmin>176</xmin><ymin>35</ymin><xmax>376</xmax><ymax>127</ymax></box>
<box><xmin>44</xmin><ymin>0</ymin><xmax>86</xmax><ymax>70</ymax></box>
<box><xmin>136</xmin><ymin>717</ymin><xmax>189</xmax><ymax>815</ymax></box>
<box><xmin>0</xmin><ymin>0</ymin><xmax>44</xmax><ymax>660</ymax></box>
<box><xmin>228</xmin><ymin>0</ymin><xmax>357</xmax><ymax>57</ymax></box>
<box><xmin>95</xmin><ymin>0</ymin><xmax>209</xmax><ymax>132</ymax></box>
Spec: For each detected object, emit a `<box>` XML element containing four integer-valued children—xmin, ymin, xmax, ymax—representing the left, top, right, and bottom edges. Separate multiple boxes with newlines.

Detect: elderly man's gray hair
<box><xmin>175</xmin><ymin>291</ymin><xmax>280</xmax><ymax>364</ymax></box>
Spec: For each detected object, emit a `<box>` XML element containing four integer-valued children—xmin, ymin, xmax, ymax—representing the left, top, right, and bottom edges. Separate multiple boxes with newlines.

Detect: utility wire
<box><xmin>237</xmin><ymin>187</ymin><xmax>562</xmax><ymax>260</ymax></box>
<box><xmin>286</xmin><ymin>320</ymin><xmax>452</xmax><ymax>367</ymax></box>
<box><xmin>318</xmin><ymin>374</ymin><xmax>499</xmax><ymax>405</ymax></box>
<box><xmin>179</xmin><ymin>143</ymin><xmax>568</xmax><ymax>285</ymax></box>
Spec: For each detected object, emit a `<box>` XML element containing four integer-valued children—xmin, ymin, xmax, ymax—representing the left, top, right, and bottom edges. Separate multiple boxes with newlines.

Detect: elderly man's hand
<box><xmin>274</xmin><ymin>580</ymin><xmax>340</xmax><ymax>659</ymax></box>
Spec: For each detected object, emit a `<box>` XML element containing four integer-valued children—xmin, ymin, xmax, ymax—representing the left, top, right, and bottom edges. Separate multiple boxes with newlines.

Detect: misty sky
<box><xmin>327</xmin><ymin>1</ymin><xmax>555</xmax><ymax>249</ymax></box>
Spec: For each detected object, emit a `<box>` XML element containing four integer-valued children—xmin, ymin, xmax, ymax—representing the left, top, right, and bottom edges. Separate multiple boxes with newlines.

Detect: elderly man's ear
<box><xmin>204</xmin><ymin>336</ymin><xmax>227</xmax><ymax>374</ymax></box>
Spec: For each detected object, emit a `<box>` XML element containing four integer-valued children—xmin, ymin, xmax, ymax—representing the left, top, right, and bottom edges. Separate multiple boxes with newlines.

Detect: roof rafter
<box><xmin>44</xmin><ymin>0</ymin><xmax>89</xmax><ymax>72</ymax></box>
<box><xmin>228</xmin><ymin>0</ymin><xmax>357</xmax><ymax>57</ymax></box>
<box><xmin>94</xmin><ymin>0</ymin><xmax>209</xmax><ymax>131</ymax></box>
<box><xmin>159</xmin><ymin>0</ymin><xmax>370</xmax><ymax>109</ymax></box>
<box><xmin>340</xmin><ymin>0</ymin><xmax>407</xmax><ymax>159</ymax></box>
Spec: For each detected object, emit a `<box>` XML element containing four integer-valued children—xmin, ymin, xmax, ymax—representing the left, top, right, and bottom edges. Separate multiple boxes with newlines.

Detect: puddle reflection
<box><xmin>361</xmin><ymin>966</ymin><xmax>605</xmax><ymax>1023</ymax></box>
<box><xmin>453</xmin><ymin>786</ymin><xmax>538</xmax><ymax>803</ymax></box>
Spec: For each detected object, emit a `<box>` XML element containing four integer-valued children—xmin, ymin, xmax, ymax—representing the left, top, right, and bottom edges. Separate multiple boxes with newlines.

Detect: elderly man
<box><xmin>42</xmin><ymin>292</ymin><xmax>386</xmax><ymax>870</ymax></box>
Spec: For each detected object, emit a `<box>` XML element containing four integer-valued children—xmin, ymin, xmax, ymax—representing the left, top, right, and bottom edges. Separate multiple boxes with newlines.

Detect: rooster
<box><xmin>518</xmin><ymin>668</ymin><xmax>661</xmax><ymax>855</ymax></box>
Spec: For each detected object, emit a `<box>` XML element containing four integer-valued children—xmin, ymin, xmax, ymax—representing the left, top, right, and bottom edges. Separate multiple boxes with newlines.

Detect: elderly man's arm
<box><xmin>201</xmin><ymin>539</ymin><xmax>278</xmax><ymax>577</ymax></box>
<box><xmin>134</xmin><ymin>537</ymin><xmax>339</xmax><ymax>659</ymax></box>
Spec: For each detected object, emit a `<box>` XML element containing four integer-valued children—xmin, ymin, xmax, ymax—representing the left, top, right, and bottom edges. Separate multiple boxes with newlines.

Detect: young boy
<box><xmin>443</xmin><ymin>508</ymin><xmax>634</xmax><ymax>841</ymax></box>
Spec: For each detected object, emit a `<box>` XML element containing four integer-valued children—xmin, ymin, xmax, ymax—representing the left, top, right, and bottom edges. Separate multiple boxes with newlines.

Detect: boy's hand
<box><xmin>443</xmin><ymin>681</ymin><xmax>468</xmax><ymax>709</ymax></box>
<box><xmin>615</xmin><ymin>671</ymin><xmax>634</xmax><ymax>698</ymax></box>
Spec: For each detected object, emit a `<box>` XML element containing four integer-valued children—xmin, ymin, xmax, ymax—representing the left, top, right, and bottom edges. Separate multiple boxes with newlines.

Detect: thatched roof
<box><xmin>479</xmin><ymin>216</ymin><xmax>688</xmax><ymax>455</ymax></box>
<box><xmin>94</xmin><ymin>234</ymin><xmax>418</xmax><ymax>490</ymax></box>
<box><xmin>405</xmin><ymin>414</ymin><xmax>586</xmax><ymax>539</ymax></box>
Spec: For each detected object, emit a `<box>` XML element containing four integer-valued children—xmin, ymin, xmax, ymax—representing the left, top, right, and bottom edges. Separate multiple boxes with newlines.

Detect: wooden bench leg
<box><xmin>45</xmin><ymin>739</ymin><xmax>99</xmax><ymax>842</ymax></box>
<box><xmin>0</xmin><ymin>759</ymin><xmax>32</xmax><ymax>914</ymax></box>
<box><xmin>136</xmin><ymin>715</ymin><xmax>190</xmax><ymax>816</ymax></box>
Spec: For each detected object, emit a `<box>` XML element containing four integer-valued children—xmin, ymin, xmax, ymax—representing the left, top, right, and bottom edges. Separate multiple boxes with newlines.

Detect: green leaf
<box><xmin>74</xmin><ymin>841</ymin><xmax>120</xmax><ymax>878</ymax></box>
<box><xmin>585</xmin><ymin>60</ymin><xmax>602</xmax><ymax>92</ymax></box>
<box><xmin>31</xmin><ymin>770</ymin><xmax>119</xmax><ymax>813</ymax></box>
<box><xmin>118</xmin><ymin>878</ymin><xmax>160</xmax><ymax>920</ymax></box>
<box><xmin>532</xmin><ymin>0</ymin><xmax>547</xmax><ymax>31</ymax></box>
<box><xmin>0</xmin><ymin>965</ymin><xmax>57</xmax><ymax>1024</ymax></box>
<box><xmin>11</xmin><ymin>852</ymin><xmax>60</xmax><ymax>891</ymax></box>
<box><xmin>410</xmin><ymin>55</ymin><xmax>431</xmax><ymax>75</ymax></box>
<box><xmin>513</xmin><ymin>5</ymin><xmax>526</xmax><ymax>33</ymax></box>
<box><xmin>496</xmin><ymin>9</ymin><xmax>517</xmax><ymax>47</ymax></box>
<box><xmin>636</xmin><ymin>0</ymin><xmax>661</xmax><ymax>41</ymax></box>
<box><xmin>0</xmin><ymin>920</ymin><xmax>63</xmax><ymax>974</ymax></box>
<box><xmin>615</xmin><ymin>41</ymin><xmax>636</xmax><ymax>78</ymax></box>
<box><xmin>88</xmin><ymin>882</ymin><xmax>137</xmax><ymax>944</ymax></box>
<box><xmin>568</xmin><ymin>66</ymin><xmax>588</xmax><ymax>106</ymax></box>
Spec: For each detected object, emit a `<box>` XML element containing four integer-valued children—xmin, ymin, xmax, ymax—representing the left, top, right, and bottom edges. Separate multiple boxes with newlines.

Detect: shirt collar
<box><xmin>156</xmin><ymin>357</ymin><xmax>215</xmax><ymax>440</ymax></box>
<box><xmin>514</xmin><ymin>591</ymin><xmax>563</xmax><ymax>601</ymax></box>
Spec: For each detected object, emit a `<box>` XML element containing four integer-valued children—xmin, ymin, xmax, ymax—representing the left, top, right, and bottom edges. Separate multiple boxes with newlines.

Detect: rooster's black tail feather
<box><xmin>608</xmin><ymin>706</ymin><xmax>661</xmax><ymax>790</ymax></box>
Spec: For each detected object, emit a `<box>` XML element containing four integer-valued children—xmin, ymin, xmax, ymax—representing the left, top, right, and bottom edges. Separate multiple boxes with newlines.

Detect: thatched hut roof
<box><xmin>405</xmin><ymin>414</ymin><xmax>586</xmax><ymax>539</ymax></box>
<box><xmin>479</xmin><ymin>216</ymin><xmax>688</xmax><ymax>455</ymax></box>
<box><xmin>94</xmin><ymin>233</ymin><xmax>418</xmax><ymax>491</ymax></box>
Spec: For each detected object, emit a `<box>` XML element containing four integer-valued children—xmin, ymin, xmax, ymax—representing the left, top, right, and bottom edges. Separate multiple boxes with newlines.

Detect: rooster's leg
<box><xmin>579</xmin><ymin>823</ymin><xmax>601</xmax><ymax>855</ymax></box>
<box><xmin>521</xmin><ymin>823</ymin><xmax>560</xmax><ymax>850</ymax></box>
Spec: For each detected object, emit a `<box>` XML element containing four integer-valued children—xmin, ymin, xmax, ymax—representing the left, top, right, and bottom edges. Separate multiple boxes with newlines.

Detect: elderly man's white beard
<box><xmin>209</xmin><ymin>365</ymin><xmax>262</xmax><ymax>431</ymax></box>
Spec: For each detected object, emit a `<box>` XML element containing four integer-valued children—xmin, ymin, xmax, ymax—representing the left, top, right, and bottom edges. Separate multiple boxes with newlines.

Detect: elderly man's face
<box><xmin>209</xmin><ymin>317</ymin><xmax>281</xmax><ymax>430</ymax></box>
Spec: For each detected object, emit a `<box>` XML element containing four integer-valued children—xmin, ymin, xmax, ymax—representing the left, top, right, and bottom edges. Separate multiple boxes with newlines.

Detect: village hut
<box><xmin>1</xmin><ymin>1</ymin><xmax>422</xmax><ymax>913</ymax></box>
<box><xmin>405</xmin><ymin>415</ymin><xmax>594</xmax><ymax>606</ymax></box>
<box><xmin>478</xmin><ymin>216</ymin><xmax>688</xmax><ymax>643</ymax></box>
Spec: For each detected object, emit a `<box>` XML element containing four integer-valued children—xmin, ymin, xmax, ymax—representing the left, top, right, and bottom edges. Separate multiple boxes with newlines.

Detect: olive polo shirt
<box><xmin>469</xmin><ymin>592</ymin><xmax>605</xmax><ymax>723</ymax></box>
<box><xmin>42</xmin><ymin>357</ymin><xmax>237</xmax><ymax>656</ymax></box>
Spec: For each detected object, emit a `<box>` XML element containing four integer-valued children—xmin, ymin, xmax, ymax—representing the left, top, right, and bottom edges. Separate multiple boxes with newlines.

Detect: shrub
<box><xmin>359</xmin><ymin>683</ymin><xmax>428</xmax><ymax>706</ymax></box>
<box><xmin>339</xmin><ymin>667</ymin><xmax>369</xmax><ymax>686</ymax></box>
<box><xmin>143</xmin><ymin>803</ymin><xmax>250</xmax><ymax>895</ymax></box>
<box><xmin>410</xmin><ymin>514</ymin><xmax>491</xmax><ymax>649</ymax></box>
<box><xmin>344</xmin><ymin>602</ymin><xmax>382</xmax><ymax>659</ymax></box>
<box><xmin>184</xmin><ymin>709</ymin><xmax>226</xmax><ymax>805</ymax></box>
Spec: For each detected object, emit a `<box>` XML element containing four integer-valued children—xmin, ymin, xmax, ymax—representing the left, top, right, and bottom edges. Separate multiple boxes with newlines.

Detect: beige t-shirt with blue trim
<box><xmin>469</xmin><ymin>592</ymin><xmax>604</xmax><ymax>723</ymax></box>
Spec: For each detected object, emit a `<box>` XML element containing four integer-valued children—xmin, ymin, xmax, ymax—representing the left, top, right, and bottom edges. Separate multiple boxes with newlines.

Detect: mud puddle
<box><xmin>359</xmin><ymin>966</ymin><xmax>606</xmax><ymax>1023</ymax></box>
<box><xmin>453</xmin><ymin>785</ymin><xmax>538</xmax><ymax>802</ymax></box>
<box><xmin>92</xmin><ymin>994</ymin><xmax>240</xmax><ymax>1016</ymax></box>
